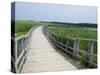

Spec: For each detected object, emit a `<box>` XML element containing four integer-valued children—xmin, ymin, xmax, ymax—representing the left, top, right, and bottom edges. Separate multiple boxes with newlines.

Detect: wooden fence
<box><xmin>43</xmin><ymin>26</ymin><xmax>97</xmax><ymax>68</ymax></box>
<box><xmin>11</xmin><ymin>27</ymin><xmax>36</xmax><ymax>73</ymax></box>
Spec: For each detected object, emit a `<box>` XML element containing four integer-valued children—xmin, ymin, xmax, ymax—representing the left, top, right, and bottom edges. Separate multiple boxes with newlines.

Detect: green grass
<box><xmin>13</xmin><ymin>20</ymin><xmax>42</xmax><ymax>60</ymax></box>
<box><xmin>15</xmin><ymin>20</ymin><xmax>42</xmax><ymax>37</ymax></box>
<box><xmin>48</xmin><ymin>24</ymin><xmax>97</xmax><ymax>65</ymax></box>
<box><xmin>48</xmin><ymin>26</ymin><xmax>97</xmax><ymax>39</ymax></box>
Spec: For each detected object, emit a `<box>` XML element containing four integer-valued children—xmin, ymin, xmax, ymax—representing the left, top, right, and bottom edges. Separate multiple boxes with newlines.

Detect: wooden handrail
<box><xmin>43</xmin><ymin>26</ymin><xmax>97</xmax><ymax>68</ymax></box>
<box><xmin>11</xmin><ymin>26</ymin><xmax>37</xmax><ymax>73</ymax></box>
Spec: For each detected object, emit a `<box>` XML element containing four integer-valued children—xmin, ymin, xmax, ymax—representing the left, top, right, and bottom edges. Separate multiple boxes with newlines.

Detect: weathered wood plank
<box><xmin>21</xmin><ymin>26</ymin><xmax>77</xmax><ymax>73</ymax></box>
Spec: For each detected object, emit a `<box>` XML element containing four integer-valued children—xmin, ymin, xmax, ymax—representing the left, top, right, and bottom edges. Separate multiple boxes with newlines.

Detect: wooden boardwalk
<box><xmin>21</xmin><ymin>26</ymin><xmax>77</xmax><ymax>73</ymax></box>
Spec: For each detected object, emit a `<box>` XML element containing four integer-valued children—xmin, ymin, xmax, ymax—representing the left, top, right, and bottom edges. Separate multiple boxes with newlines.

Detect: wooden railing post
<box><xmin>46</xmin><ymin>26</ymin><xmax>48</xmax><ymax>36</ymax></box>
<box><xmin>24</xmin><ymin>38</ymin><xmax>26</xmax><ymax>49</ymax></box>
<box><xmin>66</xmin><ymin>41</ymin><xmax>69</xmax><ymax>50</ymax></box>
<box><xmin>73</xmin><ymin>39</ymin><xmax>80</xmax><ymax>58</ymax></box>
<box><xmin>54</xmin><ymin>34</ymin><xmax>55</xmax><ymax>41</ymax></box>
<box><xmin>87</xmin><ymin>40</ymin><xmax>94</xmax><ymax>67</ymax></box>
<box><xmin>15</xmin><ymin>40</ymin><xmax>18</xmax><ymax>73</ymax></box>
<box><xmin>57</xmin><ymin>35</ymin><xmax>59</xmax><ymax>41</ymax></box>
<box><xmin>21</xmin><ymin>39</ymin><xmax>24</xmax><ymax>51</ymax></box>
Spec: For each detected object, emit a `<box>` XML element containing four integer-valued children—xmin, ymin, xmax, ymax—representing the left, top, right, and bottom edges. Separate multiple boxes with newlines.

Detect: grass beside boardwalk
<box><xmin>48</xmin><ymin>27</ymin><xmax>97</xmax><ymax>40</ymax></box>
<box><xmin>48</xmin><ymin>23</ymin><xmax>97</xmax><ymax>65</ymax></box>
<box><xmin>15</xmin><ymin>20</ymin><xmax>42</xmax><ymax>37</ymax></box>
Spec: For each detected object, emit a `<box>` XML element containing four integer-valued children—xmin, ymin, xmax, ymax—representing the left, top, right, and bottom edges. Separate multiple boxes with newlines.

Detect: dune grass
<box><xmin>48</xmin><ymin>24</ymin><xmax>97</xmax><ymax>65</ymax></box>
<box><xmin>15</xmin><ymin>20</ymin><xmax>42</xmax><ymax>37</ymax></box>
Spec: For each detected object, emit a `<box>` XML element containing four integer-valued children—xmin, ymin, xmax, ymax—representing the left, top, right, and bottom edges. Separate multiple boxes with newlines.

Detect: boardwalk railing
<box><xmin>43</xmin><ymin>26</ymin><xmax>97</xmax><ymax>68</ymax></box>
<box><xmin>11</xmin><ymin>27</ymin><xmax>36</xmax><ymax>73</ymax></box>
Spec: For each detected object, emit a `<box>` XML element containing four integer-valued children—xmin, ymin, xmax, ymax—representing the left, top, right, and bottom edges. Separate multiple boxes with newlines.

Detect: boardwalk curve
<box><xmin>21</xmin><ymin>26</ymin><xmax>77</xmax><ymax>73</ymax></box>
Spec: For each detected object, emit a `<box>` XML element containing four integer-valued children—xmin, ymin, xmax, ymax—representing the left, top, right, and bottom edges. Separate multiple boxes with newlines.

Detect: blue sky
<box><xmin>15</xmin><ymin>2</ymin><xmax>97</xmax><ymax>23</ymax></box>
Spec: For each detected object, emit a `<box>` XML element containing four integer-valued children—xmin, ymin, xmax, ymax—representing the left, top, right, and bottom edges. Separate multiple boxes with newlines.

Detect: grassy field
<box><xmin>15</xmin><ymin>20</ymin><xmax>42</xmax><ymax>37</ymax></box>
<box><xmin>12</xmin><ymin>20</ymin><xmax>97</xmax><ymax>66</ymax></box>
<box><xmin>48</xmin><ymin>23</ymin><xmax>97</xmax><ymax>65</ymax></box>
<box><xmin>48</xmin><ymin>26</ymin><xmax>97</xmax><ymax>39</ymax></box>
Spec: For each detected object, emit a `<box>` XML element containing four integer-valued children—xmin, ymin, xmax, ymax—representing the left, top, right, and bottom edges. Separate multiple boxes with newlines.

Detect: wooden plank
<box><xmin>21</xmin><ymin>26</ymin><xmax>77</xmax><ymax>73</ymax></box>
